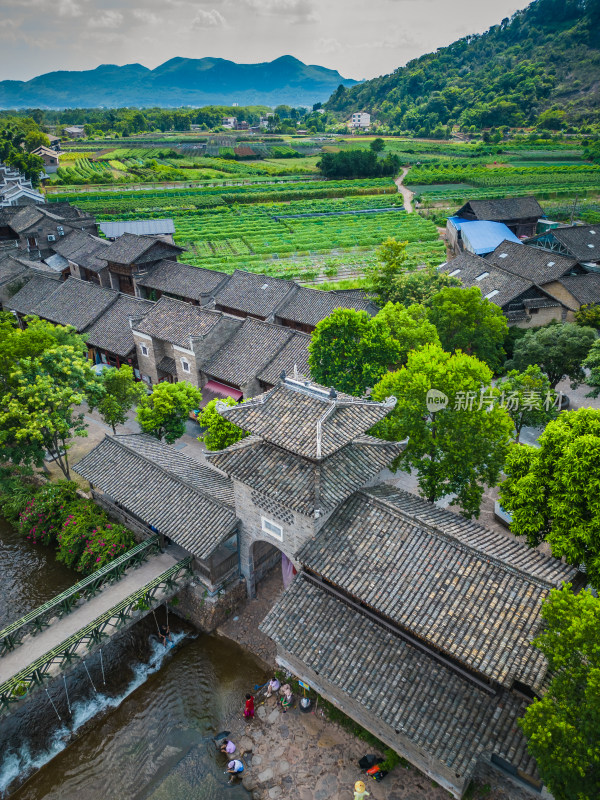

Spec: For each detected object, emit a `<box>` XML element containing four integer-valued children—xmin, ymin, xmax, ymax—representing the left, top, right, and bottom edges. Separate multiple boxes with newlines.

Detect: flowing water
<box><xmin>0</xmin><ymin>518</ymin><xmax>267</xmax><ymax>799</ymax></box>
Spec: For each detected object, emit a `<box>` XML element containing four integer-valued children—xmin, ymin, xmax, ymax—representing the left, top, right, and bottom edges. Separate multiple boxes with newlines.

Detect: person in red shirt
<box><xmin>243</xmin><ymin>693</ymin><xmax>254</xmax><ymax>718</ymax></box>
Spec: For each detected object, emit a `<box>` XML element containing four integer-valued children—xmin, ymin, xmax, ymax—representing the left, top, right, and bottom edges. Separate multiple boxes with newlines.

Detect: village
<box><xmin>1</xmin><ymin>136</ymin><xmax>599</xmax><ymax>800</ymax></box>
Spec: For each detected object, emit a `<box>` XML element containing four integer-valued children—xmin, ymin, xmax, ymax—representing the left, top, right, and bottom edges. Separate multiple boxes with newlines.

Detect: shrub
<box><xmin>56</xmin><ymin>501</ymin><xmax>107</xmax><ymax>569</ymax></box>
<box><xmin>77</xmin><ymin>522</ymin><xmax>134</xmax><ymax>574</ymax></box>
<box><xmin>18</xmin><ymin>480</ymin><xmax>78</xmax><ymax>546</ymax></box>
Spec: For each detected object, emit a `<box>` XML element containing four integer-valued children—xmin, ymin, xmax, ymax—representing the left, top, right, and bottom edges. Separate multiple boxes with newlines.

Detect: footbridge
<box><xmin>0</xmin><ymin>536</ymin><xmax>193</xmax><ymax>716</ymax></box>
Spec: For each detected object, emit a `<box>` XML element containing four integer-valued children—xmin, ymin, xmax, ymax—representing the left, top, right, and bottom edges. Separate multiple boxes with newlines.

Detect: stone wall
<box><xmin>175</xmin><ymin>576</ymin><xmax>248</xmax><ymax>633</ymax></box>
<box><xmin>233</xmin><ymin>479</ymin><xmax>337</xmax><ymax>597</ymax></box>
<box><xmin>91</xmin><ymin>490</ymin><xmax>151</xmax><ymax>543</ymax></box>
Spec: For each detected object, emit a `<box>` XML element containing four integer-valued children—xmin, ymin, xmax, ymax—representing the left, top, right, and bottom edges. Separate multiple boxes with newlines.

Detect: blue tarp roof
<box><xmin>460</xmin><ymin>221</ymin><xmax>522</xmax><ymax>256</ymax></box>
<box><xmin>99</xmin><ymin>218</ymin><xmax>175</xmax><ymax>239</ymax></box>
<box><xmin>447</xmin><ymin>216</ymin><xmax>466</xmax><ymax>231</ymax></box>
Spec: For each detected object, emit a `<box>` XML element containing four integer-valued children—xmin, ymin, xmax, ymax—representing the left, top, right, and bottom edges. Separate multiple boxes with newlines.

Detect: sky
<box><xmin>0</xmin><ymin>0</ymin><xmax>529</xmax><ymax>83</ymax></box>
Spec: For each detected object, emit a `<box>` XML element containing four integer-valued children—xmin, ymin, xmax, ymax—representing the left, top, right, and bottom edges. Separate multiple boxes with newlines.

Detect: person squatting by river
<box><xmin>220</xmin><ymin>739</ymin><xmax>236</xmax><ymax>755</ymax></box>
<box><xmin>227</xmin><ymin>759</ymin><xmax>244</xmax><ymax>783</ymax></box>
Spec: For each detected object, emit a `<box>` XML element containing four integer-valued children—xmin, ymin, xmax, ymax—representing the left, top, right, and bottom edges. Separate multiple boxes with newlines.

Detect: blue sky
<box><xmin>0</xmin><ymin>0</ymin><xmax>528</xmax><ymax>82</ymax></box>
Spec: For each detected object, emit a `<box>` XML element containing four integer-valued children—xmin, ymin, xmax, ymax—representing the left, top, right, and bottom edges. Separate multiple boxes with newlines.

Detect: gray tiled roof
<box><xmin>549</xmin><ymin>224</ymin><xmax>600</xmax><ymax>262</ymax></box>
<box><xmin>299</xmin><ymin>485</ymin><xmax>576</xmax><ymax>688</ymax></box>
<box><xmin>33</xmin><ymin>276</ymin><xmax>118</xmax><ymax>331</ymax></box>
<box><xmin>458</xmin><ymin>196</ymin><xmax>544</xmax><ymax>222</ymax></box>
<box><xmin>276</xmin><ymin>286</ymin><xmax>378</xmax><ymax>328</ymax></box>
<box><xmin>50</xmin><ymin>229</ymin><xmax>110</xmax><ymax>273</ymax></box>
<box><xmin>110</xmin><ymin>434</ymin><xmax>234</xmax><ymax>506</ymax></box>
<box><xmin>203</xmin><ymin>316</ymin><xmax>294</xmax><ymax>388</ymax></box>
<box><xmin>74</xmin><ymin>435</ymin><xmax>237</xmax><ymax>560</ymax></box>
<box><xmin>136</xmin><ymin>259</ymin><xmax>229</xmax><ymax>300</ymax></box>
<box><xmin>157</xmin><ymin>355</ymin><xmax>177</xmax><ymax>375</ymax></box>
<box><xmin>5</xmin><ymin>275</ymin><xmax>62</xmax><ymax>315</ymax></box>
<box><xmin>101</xmin><ymin>233</ymin><xmax>182</xmax><ymax>265</ymax></box>
<box><xmin>135</xmin><ymin>295</ymin><xmax>223</xmax><ymax>347</ymax></box>
<box><xmin>84</xmin><ymin>295</ymin><xmax>154</xmax><ymax>357</ymax></box>
<box><xmin>214</xmin><ymin>269</ymin><xmax>297</xmax><ymax>318</ymax></box>
<box><xmin>366</xmin><ymin>485</ymin><xmax>576</xmax><ymax>584</ymax></box>
<box><xmin>487</xmin><ymin>241</ymin><xmax>579</xmax><ymax>284</ymax></box>
<box><xmin>442</xmin><ymin>251</ymin><xmax>533</xmax><ymax>307</ymax></box>
<box><xmin>257</xmin><ymin>331</ymin><xmax>311</xmax><ymax>387</ymax></box>
<box><xmin>0</xmin><ymin>254</ymin><xmax>28</xmax><ymax>284</ymax></box>
<box><xmin>558</xmin><ymin>273</ymin><xmax>600</xmax><ymax>306</ymax></box>
<box><xmin>206</xmin><ymin>434</ymin><xmax>405</xmax><ymax>516</ymax></box>
<box><xmin>261</xmin><ymin>577</ymin><xmax>536</xmax><ymax>783</ymax></box>
<box><xmin>221</xmin><ymin>378</ymin><xmax>396</xmax><ymax>459</ymax></box>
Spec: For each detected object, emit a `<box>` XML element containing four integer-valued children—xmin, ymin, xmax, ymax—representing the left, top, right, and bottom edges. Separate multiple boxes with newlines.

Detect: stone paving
<box><xmin>223</xmin><ymin>690</ymin><xmax>534</xmax><ymax>800</ymax></box>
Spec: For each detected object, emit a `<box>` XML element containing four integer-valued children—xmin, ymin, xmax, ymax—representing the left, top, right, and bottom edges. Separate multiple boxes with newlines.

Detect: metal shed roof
<box><xmin>98</xmin><ymin>218</ymin><xmax>175</xmax><ymax>239</ymax></box>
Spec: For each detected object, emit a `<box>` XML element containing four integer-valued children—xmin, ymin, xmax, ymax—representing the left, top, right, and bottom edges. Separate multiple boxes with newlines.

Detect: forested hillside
<box><xmin>326</xmin><ymin>0</ymin><xmax>600</xmax><ymax>132</ymax></box>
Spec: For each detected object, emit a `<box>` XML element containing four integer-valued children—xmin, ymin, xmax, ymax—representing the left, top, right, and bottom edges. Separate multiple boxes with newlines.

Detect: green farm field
<box><xmin>49</xmin><ymin>177</ymin><xmax>445</xmax><ymax>281</ymax></box>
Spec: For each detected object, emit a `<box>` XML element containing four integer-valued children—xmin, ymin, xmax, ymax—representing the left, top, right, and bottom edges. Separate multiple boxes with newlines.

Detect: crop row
<box><xmin>406</xmin><ymin>163</ymin><xmax>600</xmax><ymax>188</ymax></box>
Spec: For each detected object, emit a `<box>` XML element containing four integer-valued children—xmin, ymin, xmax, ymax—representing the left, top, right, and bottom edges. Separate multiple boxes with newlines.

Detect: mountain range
<box><xmin>325</xmin><ymin>0</ymin><xmax>600</xmax><ymax>130</ymax></box>
<box><xmin>0</xmin><ymin>56</ymin><xmax>357</xmax><ymax>110</ymax></box>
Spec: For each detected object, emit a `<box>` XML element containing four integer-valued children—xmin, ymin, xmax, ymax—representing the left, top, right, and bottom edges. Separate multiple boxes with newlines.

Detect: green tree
<box><xmin>198</xmin><ymin>397</ymin><xmax>248</xmax><ymax>450</ymax></box>
<box><xmin>520</xmin><ymin>586</ymin><xmax>600</xmax><ymax>800</ymax></box>
<box><xmin>370</xmin><ymin>137</ymin><xmax>385</xmax><ymax>153</ymax></box>
<box><xmin>88</xmin><ymin>365</ymin><xmax>146</xmax><ymax>434</ymax></box>
<box><xmin>496</xmin><ymin>365</ymin><xmax>558</xmax><ymax>442</ymax></box>
<box><xmin>376</xmin><ymin>302</ymin><xmax>440</xmax><ymax>366</ymax></box>
<box><xmin>23</xmin><ymin>130</ymin><xmax>50</xmax><ymax>152</ymax></box>
<box><xmin>575</xmin><ymin>303</ymin><xmax>600</xmax><ymax>330</ymax></box>
<box><xmin>308</xmin><ymin>308</ymin><xmax>400</xmax><ymax>396</ymax></box>
<box><xmin>378</xmin><ymin>266</ymin><xmax>461</xmax><ymax>307</ymax></box>
<box><xmin>499</xmin><ymin>408</ymin><xmax>600</xmax><ymax>587</ymax></box>
<box><xmin>427</xmin><ymin>286</ymin><xmax>508</xmax><ymax>372</ymax></box>
<box><xmin>0</xmin><ymin>320</ymin><xmax>101</xmax><ymax>479</ymax></box>
<box><xmin>583</xmin><ymin>338</ymin><xmax>600</xmax><ymax>398</ymax></box>
<box><xmin>506</xmin><ymin>322</ymin><xmax>596</xmax><ymax>389</ymax></box>
<box><xmin>366</xmin><ymin>238</ymin><xmax>410</xmax><ymax>305</ymax></box>
<box><xmin>371</xmin><ymin>344</ymin><xmax>512</xmax><ymax>518</ymax></box>
<box><xmin>136</xmin><ymin>381</ymin><xmax>202</xmax><ymax>444</ymax></box>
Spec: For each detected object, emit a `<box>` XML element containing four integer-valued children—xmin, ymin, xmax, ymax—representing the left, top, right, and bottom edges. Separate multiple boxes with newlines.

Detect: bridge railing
<box><xmin>0</xmin><ymin>536</ymin><xmax>161</xmax><ymax>657</ymax></box>
<box><xmin>0</xmin><ymin>556</ymin><xmax>193</xmax><ymax>715</ymax></box>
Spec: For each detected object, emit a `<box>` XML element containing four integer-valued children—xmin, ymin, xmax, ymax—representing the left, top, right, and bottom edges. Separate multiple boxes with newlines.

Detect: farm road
<box><xmin>395</xmin><ymin>167</ymin><xmax>414</xmax><ymax>212</ymax></box>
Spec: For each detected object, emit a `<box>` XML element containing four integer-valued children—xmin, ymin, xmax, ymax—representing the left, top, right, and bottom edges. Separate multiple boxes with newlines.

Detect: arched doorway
<box><xmin>248</xmin><ymin>539</ymin><xmax>298</xmax><ymax>601</ymax></box>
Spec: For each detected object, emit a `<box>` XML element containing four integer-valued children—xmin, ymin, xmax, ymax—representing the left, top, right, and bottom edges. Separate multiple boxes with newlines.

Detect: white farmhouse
<box><xmin>351</xmin><ymin>111</ymin><xmax>371</xmax><ymax>129</ymax></box>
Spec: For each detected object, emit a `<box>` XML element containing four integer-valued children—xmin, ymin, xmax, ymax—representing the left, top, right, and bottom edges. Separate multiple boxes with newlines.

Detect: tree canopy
<box><xmin>499</xmin><ymin>408</ymin><xmax>600</xmax><ymax>588</ymax></box>
<box><xmin>376</xmin><ymin>302</ymin><xmax>440</xmax><ymax>366</ymax></box>
<box><xmin>88</xmin><ymin>365</ymin><xmax>147</xmax><ymax>434</ymax></box>
<box><xmin>318</xmin><ymin>149</ymin><xmax>400</xmax><ymax>179</ymax></box>
<box><xmin>506</xmin><ymin>322</ymin><xmax>596</xmax><ymax>389</ymax></box>
<box><xmin>371</xmin><ymin>344</ymin><xmax>512</xmax><ymax>518</ymax></box>
<box><xmin>427</xmin><ymin>286</ymin><xmax>508</xmax><ymax>372</ymax></box>
<box><xmin>198</xmin><ymin>397</ymin><xmax>248</xmax><ymax>451</ymax></box>
<box><xmin>520</xmin><ymin>586</ymin><xmax>600</xmax><ymax>800</ymax></box>
<box><xmin>136</xmin><ymin>381</ymin><xmax>202</xmax><ymax>444</ymax></box>
<box><xmin>308</xmin><ymin>308</ymin><xmax>400</xmax><ymax>396</ymax></box>
<box><xmin>495</xmin><ymin>365</ymin><xmax>558</xmax><ymax>442</ymax></box>
<box><xmin>0</xmin><ymin>317</ymin><xmax>100</xmax><ymax>479</ymax></box>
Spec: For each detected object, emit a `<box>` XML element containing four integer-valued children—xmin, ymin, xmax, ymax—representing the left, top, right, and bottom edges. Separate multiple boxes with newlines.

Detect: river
<box><xmin>0</xmin><ymin>518</ymin><xmax>266</xmax><ymax>799</ymax></box>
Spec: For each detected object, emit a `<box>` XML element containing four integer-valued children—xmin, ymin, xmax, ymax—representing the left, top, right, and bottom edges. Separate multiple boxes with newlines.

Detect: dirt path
<box><xmin>395</xmin><ymin>167</ymin><xmax>414</xmax><ymax>213</ymax></box>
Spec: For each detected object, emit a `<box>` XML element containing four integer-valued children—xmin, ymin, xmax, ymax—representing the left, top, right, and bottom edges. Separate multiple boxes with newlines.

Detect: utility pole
<box><xmin>570</xmin><ymin>193</ymin><xmax>578</xmax><ymax>226</ymax></box>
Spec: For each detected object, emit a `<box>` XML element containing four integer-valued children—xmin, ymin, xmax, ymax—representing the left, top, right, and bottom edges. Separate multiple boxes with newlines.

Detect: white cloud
<box><xmin>132</xmin><ymin>8</ymin><xmax>159</xmax><ymax>24</ymax></box>
<box><xmin>242</xmin><ymin>0</ymin><xmax>319</xmax><ymax>23</ymax></box>
<box><xmin>192</xmin><ymin>8</ymin><xmax>226</xmax><ymax>27</ymax></box>
<box><xmin>315</xmin><ymin>37</ymin><xmax>342</xmax><ymax>54</ymax></box>
<box><xmin>88</xmin><ymin>10</ymin><xmax>123</xmax><ymax>29</ymax></box>
<box><xmin>57</xmin><ymin>0</ymin><xmax>85</xmax><ymax>16</ymax></box>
